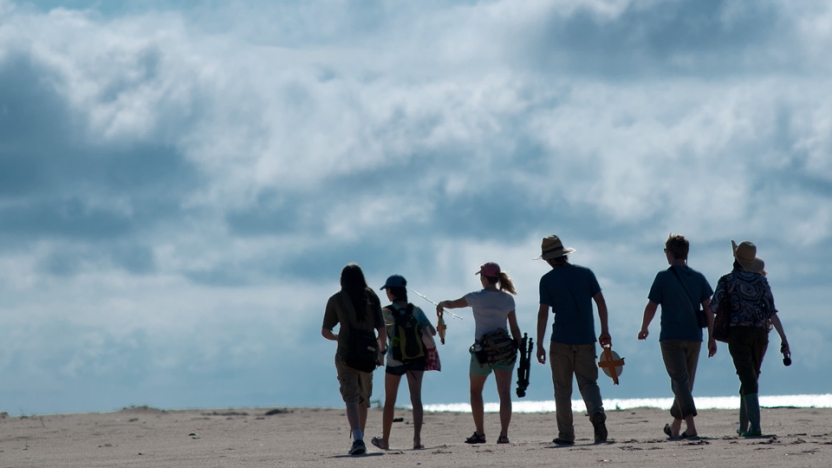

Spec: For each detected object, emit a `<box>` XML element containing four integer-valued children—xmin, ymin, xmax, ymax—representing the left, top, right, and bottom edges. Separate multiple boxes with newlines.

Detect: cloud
<box><xmin>0</xmin><ymin>0</ymin><xmax>831</xmax><ymax>413</ymax></box>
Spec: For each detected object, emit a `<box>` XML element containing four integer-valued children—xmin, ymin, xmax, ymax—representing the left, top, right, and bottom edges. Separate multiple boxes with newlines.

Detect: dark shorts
<box><xmin>385</xmin><ymin>358</ymin><xmax>427</xmax><ymax>376</ymax></box>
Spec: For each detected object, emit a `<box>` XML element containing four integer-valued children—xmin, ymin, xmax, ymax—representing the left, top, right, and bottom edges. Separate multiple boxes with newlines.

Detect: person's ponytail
<box><xmin>498</xmin><ymin>271</ymin><xmax>517</xmax><ymax>295</ymax></box>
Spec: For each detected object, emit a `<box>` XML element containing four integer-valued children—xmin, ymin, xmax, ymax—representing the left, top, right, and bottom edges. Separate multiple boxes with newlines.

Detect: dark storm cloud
<box><xmin>0</xmin><ymin>55</ymin><xmax>202</xmax><ymax>248</ymax></box>
<box><xmin>524</xmin><ymin>0</ymin><xmax>791</xmax><ymax>77</ymax></box>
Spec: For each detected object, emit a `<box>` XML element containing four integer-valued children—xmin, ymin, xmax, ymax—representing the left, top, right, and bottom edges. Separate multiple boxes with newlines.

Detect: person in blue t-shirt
<box><xmin>638</xmin><ymin>234</ymin><xmax>716</xmax><ymax>440</ymax></box>
<box><xmin>534</xmin><ymin>235</ymin><xmax>611</xmax><ymax>445</ymax></box>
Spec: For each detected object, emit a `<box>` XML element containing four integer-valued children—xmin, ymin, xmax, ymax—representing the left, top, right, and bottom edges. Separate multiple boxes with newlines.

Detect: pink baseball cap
<box><xmin>475</xmin><ymin>262</ymin><xmax>501</xmax><ymax>277</ymax></box>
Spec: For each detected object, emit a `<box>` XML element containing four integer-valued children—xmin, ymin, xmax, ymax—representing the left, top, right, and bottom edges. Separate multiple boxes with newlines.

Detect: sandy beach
<box><xmin>1</xmin><ymin>405</ymin><xmax>830</xmax><ymax>467</ymax></box>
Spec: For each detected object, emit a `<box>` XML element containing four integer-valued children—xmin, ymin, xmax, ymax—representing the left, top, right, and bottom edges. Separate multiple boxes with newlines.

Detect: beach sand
<box><xmin>1</xmin><ymin>405</ymin><xmax>830</xmax><ymax>467</ymax></box>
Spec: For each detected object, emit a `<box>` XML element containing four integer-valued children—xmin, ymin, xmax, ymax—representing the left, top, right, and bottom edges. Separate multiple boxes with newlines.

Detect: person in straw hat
<box><xmin>534</xmin><ymin>235</ymin><xmax>611</xmax><ymax>444</ymax></box>
<box><xmin>637</xmin><ymin>234</ymin><xmax>716</xmax><ymax>439</ymax></box>
<box><xmin>710</xmin><ymin>240</ymin><xmax>790</xmax><ymax>437</ymax></box>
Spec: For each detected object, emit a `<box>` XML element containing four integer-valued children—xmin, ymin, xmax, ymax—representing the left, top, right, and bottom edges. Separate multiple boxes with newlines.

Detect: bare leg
<box><xmin>359</xmin><ymin>404</ymin><xmax>368</xmax><ymax>434</ymax></box>
<box><xmin>405</xmin><ymin>370</ymin><xmax>425</xmax><ymax>448</ymax></box>
<box><xmin>493</xmin><ymin>369</ymin><xmax>513</xmax><ymax>438</ymax></box>
<box><xmin>470</xmin><ymin>373</ymin><xmax>488</xmax><ymax>436</ymax></box>
<box><xmin>380</xmin><ymin>372</ymin><xmax>402</xmax><ymax>449</ymax></box>
<box><xmin>346</xmin><ymin>401</ymin><xmax>361</xmax><ymax>438</ymax></box>
<box><xmin>670</xmin><ymin>418</ymin><xmax>682</xmax><ymax>438</ymax></box>
<box><xmin>684</xmin><ymin>415</ymin><xmax>697</xmax><ymax>437</ymax></box>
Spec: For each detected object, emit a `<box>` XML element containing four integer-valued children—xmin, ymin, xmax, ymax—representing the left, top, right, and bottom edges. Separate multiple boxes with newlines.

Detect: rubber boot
<box><xmin>737</xmin><ymin>397</ymin><xmax>748</xmax><ymax>435</ymax></box>
<box><xmin>741</xmin><ymin>393</ymin><xmax>761</xmax><ymax>437</ymax></box>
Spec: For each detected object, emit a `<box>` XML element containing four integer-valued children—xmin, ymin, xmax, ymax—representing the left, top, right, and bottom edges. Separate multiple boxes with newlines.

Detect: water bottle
<box><xmin>781</xmin><ymin>343</ymin><xmax>791</xmax><ymax>367</ymax></box>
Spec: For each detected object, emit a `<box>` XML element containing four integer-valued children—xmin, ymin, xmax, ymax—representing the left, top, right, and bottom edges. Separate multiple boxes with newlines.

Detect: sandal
<box><xmin>465</xmin><ymin>432</ymin><xmax>486</xmax><ymax>444</ymax></box>
<box><xmin>413</xmin><ymin>444</ymin><xmax>425</xmax><ymax>450</ymax></box>
<box><xmin>663</xmin><ymin>423</ymin><xmax>681</xmax><ymax>439</ymax></box>
<box><xmin>497</xmin><ymin>435</ymin><xmax>510</xmax><ymax>444</ymax></box>
<box><xmin>370</xmin><ymin>436</ymin><xmax>388</xmax><ymax>450</ymax></box>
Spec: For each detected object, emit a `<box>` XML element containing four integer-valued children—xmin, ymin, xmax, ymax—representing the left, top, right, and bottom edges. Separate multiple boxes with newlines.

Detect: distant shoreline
<box><xmin>4</xmin><ymin>393</ymin><xmax>830</xmax><ymax>419</ymax></box>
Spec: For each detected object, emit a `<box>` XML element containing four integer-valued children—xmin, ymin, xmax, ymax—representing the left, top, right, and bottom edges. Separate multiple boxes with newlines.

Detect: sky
<box><xmin>1</xmin><ymin>0</ymin><xmax>831</xmax><ymax>415</ymax></box>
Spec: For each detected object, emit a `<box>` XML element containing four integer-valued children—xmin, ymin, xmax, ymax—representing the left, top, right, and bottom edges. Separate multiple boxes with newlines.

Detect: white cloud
<box><xmin>1</xmin><ymin>0</ymin><xmax>831</xmax><ymax>413</ymax></box>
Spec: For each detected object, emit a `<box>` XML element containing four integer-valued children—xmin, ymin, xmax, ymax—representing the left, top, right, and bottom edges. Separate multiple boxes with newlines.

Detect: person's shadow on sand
<box><xmin>330</xmin><ymin>452</ymin><xmax>385</xmax><ymax>459</ymax></box>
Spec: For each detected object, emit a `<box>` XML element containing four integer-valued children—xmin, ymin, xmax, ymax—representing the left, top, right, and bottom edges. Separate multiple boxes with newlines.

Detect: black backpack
<box><xmin>385</xmin><ymin>304</ymin><xmax>425</xmax><ymax>362</ymax></box>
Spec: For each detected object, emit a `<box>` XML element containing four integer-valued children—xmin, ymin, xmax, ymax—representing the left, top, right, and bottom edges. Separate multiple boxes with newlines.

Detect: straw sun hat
<box><xmin>534</xmin><ymin>235</ymin><xmax>575</xmax><ymax>260</ymax></box>
<box><xmin>732</xmin><ymin>240</ymin><xmax>765</xmax><ymax>273</ymax></box>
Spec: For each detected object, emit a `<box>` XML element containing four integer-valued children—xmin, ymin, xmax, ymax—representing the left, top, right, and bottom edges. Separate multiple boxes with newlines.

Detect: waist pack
<box><xmin>472</xmin><ymin>328</ymin><xmax>517</xmax><ymax>366</ymax></box>
<box><xmin>345</xmin><ymin>328</ymin><xmax>379</xmax><ymax>373</ymax></box>
<box><xmin>386</xmin><ymin>304</ymin><xmax>426</xmax><ymax>362</ymax></box>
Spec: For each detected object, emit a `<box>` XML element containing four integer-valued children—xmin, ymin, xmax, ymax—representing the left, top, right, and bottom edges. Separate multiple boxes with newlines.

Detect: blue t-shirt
<box><xmin>539</xmin><ymin>264</ymin><xmax>601</xmax><ymax>345</ymax></box>
<box><xmin>648</xmin><ymin>265</ymin><xmax>713</xmax><ymax>342</ymax></box>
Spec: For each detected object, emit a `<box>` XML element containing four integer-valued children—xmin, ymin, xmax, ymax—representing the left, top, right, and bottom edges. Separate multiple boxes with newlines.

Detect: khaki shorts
<box><xmin>335</xmin><ymin>355</ymin><xmax>373</xmax><ymax>408</ymax></box>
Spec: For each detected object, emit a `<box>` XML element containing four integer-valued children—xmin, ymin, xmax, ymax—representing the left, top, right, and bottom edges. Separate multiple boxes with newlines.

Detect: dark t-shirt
<box><xmin>322</xmin><ymin>289</ymin><xmax>384</xmax><ymax>359</ymax></box>
<box><xmin>539</xmin><ymin>264</ymin><xmax>601</xmax><ymax>345</ymax></box>
<box><xmin>648</xmin><ymin>265</ymin><xmax>713</xmax><ymax>341</ymax></box>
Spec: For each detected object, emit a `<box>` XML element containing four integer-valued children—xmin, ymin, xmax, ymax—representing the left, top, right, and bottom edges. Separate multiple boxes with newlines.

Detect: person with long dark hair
<box><xmin>437</xmin><ymin>262</ymin><xmax>521</xmax><ymax>445</ymax></box>
<box><xmin>322</xmin><ymin>264</ymin><xmax>387</xmax><ymax>455</ymax></box>
<box><xmin>711</xmin><ymin>241</ymin><xmax>789</xmax><ymax>437</ymax></box>
<box><xmin>371</xmin><ymin>274</ymin><xmax>436</xmax><ymax>451</ymax></box>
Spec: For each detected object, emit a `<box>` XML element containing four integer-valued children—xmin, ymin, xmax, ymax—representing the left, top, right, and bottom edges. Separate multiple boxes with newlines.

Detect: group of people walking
<box><xmin>321</xmin><ymin>233</ymin><xmax>790</xmax><ymax>455</ymax></box>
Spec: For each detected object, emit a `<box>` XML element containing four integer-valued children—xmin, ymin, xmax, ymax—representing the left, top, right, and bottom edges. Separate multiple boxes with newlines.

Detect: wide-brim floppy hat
<box><xmin>475</xmin><ymin>262</ymin><xmax>501</xmax><ymax>277</ymax></box>
<box><xmin>534</xmin><ymin>235</ymin><xmax>575</xmax><ymax>260</ymax></box>
<box><xmin>380</xmin><ymin>274</ymin><xmax>407</xmax><ymax>290</ymax></box>
<box><xmin>732</xmin><ymin>240</ymin><xmax>765</xmax><ymax>274</ymax></box>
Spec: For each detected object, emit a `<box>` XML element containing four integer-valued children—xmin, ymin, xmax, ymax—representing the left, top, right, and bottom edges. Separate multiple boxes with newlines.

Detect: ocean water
<box><xmin>423</xmin><ymin>394</ymin><xmax>832</xmax><ymax>413</ymax></box>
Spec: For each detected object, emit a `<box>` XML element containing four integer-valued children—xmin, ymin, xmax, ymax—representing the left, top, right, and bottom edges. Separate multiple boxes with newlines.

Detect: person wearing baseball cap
<box><xmin>436</xmin><ymin>262</ymin><xmax>522</xmax><ymax>445</ymax></box>
<box><xmin>371</xmin><ymin>274</ymin><xmax>437</xmax><ymax>451</ymax></box>
<box><xmin>534</xmin><ymin>235</ymin><xmax>611</xmax><ymax>444</ymax></box>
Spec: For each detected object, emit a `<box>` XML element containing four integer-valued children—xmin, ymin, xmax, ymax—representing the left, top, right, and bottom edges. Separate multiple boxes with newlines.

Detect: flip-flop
<box><xmin>663</xmin><ymin>424</ymin><xmax>682</xmax><ymax>439</ymax></box>
<box><xmin>370</xmin><ymin>437</ymin><xmax>389</xmax><ymax>450</ymax></box>
<box><xmin>681</xmin><ymin>432</ymin><xmax>699</xmax><ymax>440</ymax></box>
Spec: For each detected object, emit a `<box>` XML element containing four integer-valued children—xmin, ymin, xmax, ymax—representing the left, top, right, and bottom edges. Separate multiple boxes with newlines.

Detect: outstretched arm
<box><xmin>436</xmin><ymin>297</ymin><xmax>468</xmax><ymax>317</ymax></box>
<box><xmin>594</xmin><ymin>291</ymin><xmax>611</xmax><ymax>347</ymax></box>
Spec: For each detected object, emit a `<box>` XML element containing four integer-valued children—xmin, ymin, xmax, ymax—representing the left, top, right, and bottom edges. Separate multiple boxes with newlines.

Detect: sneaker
<box><xmin>591</xmin><ymin>412</ymin><xmax>608</xmax><ymax>443</ymax></box>
<box><xmin>349</xmin><ymin>439</ymin><xmax>366</xmax><ymax>455</ymax></box>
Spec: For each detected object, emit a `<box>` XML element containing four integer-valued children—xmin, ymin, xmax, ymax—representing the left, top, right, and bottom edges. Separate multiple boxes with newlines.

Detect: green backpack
<box><xmin>385</xmin><ymin>304</ymin><xmax>425</xmax><ymax>362</ymax></box>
